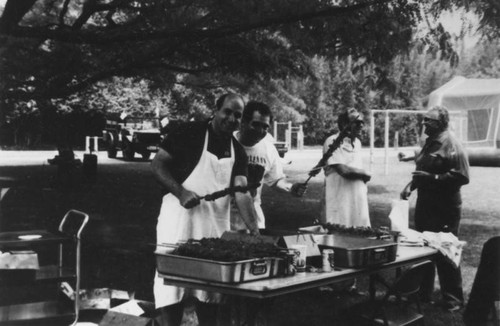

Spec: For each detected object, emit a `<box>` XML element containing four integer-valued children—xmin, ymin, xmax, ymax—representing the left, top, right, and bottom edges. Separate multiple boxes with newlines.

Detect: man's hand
<box><xmin>290</xmin><ymin>183</ymin><xmax>307</xmax><ymax>197</ymax></box>
<box><xmin>398</xmin><ymin>152</ymin><xmax>416</xmax><ymax>162</ymax></box>
<box><xmin>179</xmin><ymin>188</ymin><xmax>200</xmax><ymax>209</ymax></box>
<box><xmin>333</xmin><ymin>164</ymin><xmax>371</xmax><ymax>183</ymax></box>
<box><xmin>400</xmin><ymin>188</ymin><xmax>411</xmax><ymax>200</ymax></box>
<box><xmin>400</xmin><ymin>181</ymin><xmax>412</xmax><ymax>200</ymax></box>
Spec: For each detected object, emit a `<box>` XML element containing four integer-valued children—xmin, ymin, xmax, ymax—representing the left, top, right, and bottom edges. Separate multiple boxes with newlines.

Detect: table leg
<box><xmin>369</xmin><ymin>275</ymin><xmax>376</xmax><ymax>301</ymax></box>
<box><xmin>227</xmin><ymin>297</ymin><xmax>273</xmax><ymax>326</ymax></box>
<box><xmin>223</xmin><ymin>296</ymin><xmax>241</xmax><ymax>326</ymax></box>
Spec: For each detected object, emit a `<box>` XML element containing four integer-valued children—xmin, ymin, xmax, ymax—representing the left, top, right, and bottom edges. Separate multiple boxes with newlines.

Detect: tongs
<box><xmin>200</xmin><ymin>183</ymin><xmax>261</xmax><ymax>201</ymax></box>
<box><xmin>302</xmin><ymin>115</ymin><xmax>360</xmax><ymax>186</ymax></box>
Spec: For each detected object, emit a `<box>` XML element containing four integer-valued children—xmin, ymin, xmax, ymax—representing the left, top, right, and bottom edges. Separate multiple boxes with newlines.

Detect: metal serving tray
<box><xmin>155</xmin><ymin>247</ymin><xmax>280</xmax><ymax>283</ymax></box>
<box><xmin>314</xmin><ymin>234</ymin><xmax>398</xmax><ymax>268</ymax></box>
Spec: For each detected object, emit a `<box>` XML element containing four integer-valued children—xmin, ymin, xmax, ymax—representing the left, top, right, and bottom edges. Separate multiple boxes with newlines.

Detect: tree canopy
<box><xmin>1</xmin><ymin>0</ymin><xmax>497</xmax><ymax>103</ymax></box>
<box><xmin>1</xmin><ymin>0</ymin><xmax>499</xmax><ymax>147</ymax></box>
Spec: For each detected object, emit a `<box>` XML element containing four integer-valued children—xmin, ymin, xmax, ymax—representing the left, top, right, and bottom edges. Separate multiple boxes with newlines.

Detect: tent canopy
<box><xmin>427</xmin><ymin>76</ymin><xmax>500</xmax><ymax>148</ymax></box>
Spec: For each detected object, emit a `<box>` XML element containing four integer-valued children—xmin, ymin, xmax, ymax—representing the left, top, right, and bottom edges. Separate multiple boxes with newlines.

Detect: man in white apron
<box><xmin>231</xmin><ymin>101</ymin><xmax>307</xmax><ymax>230</ymax></box>
<box><xmin>320</xmin><ymin>108</ymin><xmax>371</xmax><ymax>227</ymax></box>
<box><xmin>151</xmin><ymin>93</ymin><xmax>259</xmax><ymax>326</ymax></box>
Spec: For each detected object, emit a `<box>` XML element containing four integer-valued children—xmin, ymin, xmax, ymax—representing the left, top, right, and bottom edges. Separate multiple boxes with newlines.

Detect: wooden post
<box><xmin>287</xmin><ymin>121</ymin><xmax>292</xmax><ymax>149</ymax></box>
<box><xmin>0</xmin><ymin>188</ymin><xmax>10</xmax><ymax>231</ymax></box>
<box><xmin>298</xmin><ymin>125</ymin><xmax>304</xmax><ymax>151</ymax></box>
<box><xmin>370</xmin><ymin>111</ymin><xmax>375</xmax><ymax>168</ymax></box>
<box><xmin>93</xmin><ymin>137</ymin><xmax>99</xmax><ymax>153</ymax></box>
<box><xmin>384</xmin><ymin>111</ymin><xmax>389</xmax><ymax>175</ymax></box>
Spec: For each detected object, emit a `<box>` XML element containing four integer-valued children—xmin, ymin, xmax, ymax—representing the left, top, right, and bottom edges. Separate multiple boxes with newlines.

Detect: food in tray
<box><xmin>173</xmin><ymin>238</ymin><xmax>281</xmax><ymax>262</ymax></box>
<box><xmin>322</xmin><ymin>223</ymin><xmax>397</xmax><ymax>240</ymax></box>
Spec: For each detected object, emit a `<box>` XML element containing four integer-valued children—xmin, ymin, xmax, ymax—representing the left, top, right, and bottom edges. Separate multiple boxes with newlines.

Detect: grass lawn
<box><xmin>263</xmin><ymin>148</ymin><xmax>500</xmax><ymax>325</ymax></box>
<box><xmin>0</xmin><ymin>148</ymin><xmax>499</xmax><ymax>325</ymax></box>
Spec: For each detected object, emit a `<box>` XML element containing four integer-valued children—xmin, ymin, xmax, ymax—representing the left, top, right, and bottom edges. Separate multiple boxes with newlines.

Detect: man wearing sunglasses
<box><xmin>231</xmin><ymin>101</ymin><xmax>307</xmax><ymax>231</ymax></box>
<box><xmin>401</xmin><ymin>105</ymin><xmax>470</xmax><ymax>312</ymax></box>
<box><xmin>151</xmin><ymin>93</ymin><xmax>259</xmax><ymax>326</ymax></box>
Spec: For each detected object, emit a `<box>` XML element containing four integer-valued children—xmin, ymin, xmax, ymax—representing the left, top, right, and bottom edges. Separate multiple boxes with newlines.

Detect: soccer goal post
<box><xmin>369</xmin><ymin>109</ymin><xmax>425</xmax><ymax>175</ymax></box>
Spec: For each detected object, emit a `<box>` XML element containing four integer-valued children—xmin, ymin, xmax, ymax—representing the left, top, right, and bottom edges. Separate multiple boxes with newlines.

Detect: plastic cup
<box><xmin>290</xmin><ymin>244</ymin><xmax>307</xmax><ymax>272</ymax></box>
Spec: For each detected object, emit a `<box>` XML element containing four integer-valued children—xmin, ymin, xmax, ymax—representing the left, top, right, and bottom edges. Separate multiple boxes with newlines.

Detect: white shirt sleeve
<box><xmin>263</xmin><ymin>141</ymin><xmax>285</xmax><ymax>186</ymax></box>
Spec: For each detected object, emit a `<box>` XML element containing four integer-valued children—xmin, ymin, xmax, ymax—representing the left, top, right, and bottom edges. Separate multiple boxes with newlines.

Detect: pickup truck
<box><xmin>102</xmin><ymin>117</ymin><xmax>162</xmax><ymax>160</ymax></box>
<box><xmin>273</xmin><ymin>141</ymin><xmax>289</xmax><ymax>158</ymax></box>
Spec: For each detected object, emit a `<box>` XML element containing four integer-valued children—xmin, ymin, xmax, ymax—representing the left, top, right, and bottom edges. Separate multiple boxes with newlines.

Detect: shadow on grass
<box><xmin>1</xmin><ymin>162</ymin><xmax>498</xmax><ymax>325</ymax></box>
<box><xmin>1</xmin><ymin>164</ymin><xmax>160</xmax><ymax>301</ymax></box>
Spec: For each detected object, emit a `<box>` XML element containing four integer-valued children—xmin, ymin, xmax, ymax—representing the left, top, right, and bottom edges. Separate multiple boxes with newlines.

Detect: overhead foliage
<box><xmin>460</xmin><ymin>38</ymin><xmax>500</xmax><ymax>78</ymax></box>
<box><xmin>2</xmin><ymin>0</ymin><xmax>496</xmax><ymax>103</ymax></box>
<box><xmin>1</xmin><ymin>0</ymin><xmax>499</xmax><ymax>147</ymax></box>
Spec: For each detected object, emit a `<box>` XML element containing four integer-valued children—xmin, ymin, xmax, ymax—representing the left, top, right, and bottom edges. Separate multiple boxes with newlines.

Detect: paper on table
<box><xmin>110</xmin><ymin>289</ymin><xmax>132</xmax><ymax>300</ymax></box>
<box><xmin>109</xmin><ymin>300</ymin><xmax>145</xmax><ymax>316</ymax></box>
<box><xmin>388</xmin><ymin>199</ymin><xmax>409</xmax><ymax>232</ymax></box>
<box><xmin>398</xmin><ymin>228</ymin><xmax>425</xmax><ymax>247</ymax></box>
<box><xmin>422</xmin><ymin>231</ymin><xmax>467</xmax><ymax>268</ymax></box>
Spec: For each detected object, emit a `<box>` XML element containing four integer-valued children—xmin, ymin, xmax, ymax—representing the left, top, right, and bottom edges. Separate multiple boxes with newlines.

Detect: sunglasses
<box><xmin>423</xmin><ymin>117</ymin><xmax>439</xmax><ymax>123</ymax></box>
<box><xmin>250</xmin><ymin>121</ymin><xmax>270</xmax><ymax>131</ymax></box>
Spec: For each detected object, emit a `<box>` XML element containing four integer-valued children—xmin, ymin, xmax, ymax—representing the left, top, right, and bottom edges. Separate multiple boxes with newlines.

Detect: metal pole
<box><xmin>370</xmin><ymin>111</ymin><xmax>375</xmax><ymax>169</ymax></box>
<box><xmin>287</xmin><ymin>121</ymin><xmax>292</xmax><ymax>149</ymax></box>
<box><xmin>85</xmin><ymin>136</ymin><xmax>90</xmax><ymax>154</ymax></box>
<box><xmin>93</xmin><ymin>137</ymin><xmax>99</xmax><ymax>153</ymax></box>
<box><xmin>299</xmin><ymin>125</ymin><xmax>304</xmax><ymax>151</ymax></box>
<box><xmin>384</xmin><ymin>111</ymin><xmax>389</xmax><ymax>175</ymax></box>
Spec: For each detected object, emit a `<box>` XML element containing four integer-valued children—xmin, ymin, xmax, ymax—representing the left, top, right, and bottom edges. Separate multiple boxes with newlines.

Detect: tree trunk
<box><xmin>0</xmin><ymin>0</ymin><xmax>38</xmax><ymax>32</ymax></box>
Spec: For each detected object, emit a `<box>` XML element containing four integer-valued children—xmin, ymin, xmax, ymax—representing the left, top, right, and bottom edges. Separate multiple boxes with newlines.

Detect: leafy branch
<box><xmin>1</xmin><ymin>0</ymin><xmax>390</xmax><ymax>44</ymax></box>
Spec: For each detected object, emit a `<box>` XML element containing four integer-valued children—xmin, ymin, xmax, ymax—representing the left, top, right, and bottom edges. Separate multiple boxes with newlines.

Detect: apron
<box><xmin>154</xmin><ymin>129</ymin><xmax>235</xmax><ymax>308</ymax></box>
<box><xmin>322</xmin><ymin>172</ymin><xmax>370</xmax><ymax>227</ymax></box>
<box><xmin>321</xmin><ymin>137</ymin><xmax>370</xmax><ymax>227</ymax></box>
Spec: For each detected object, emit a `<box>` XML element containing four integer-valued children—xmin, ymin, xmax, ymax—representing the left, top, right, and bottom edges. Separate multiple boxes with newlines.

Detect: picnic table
<box><xmin>159</xmin><ymin>245</ymin><xmax>438</xmax><ymax>324</ymax></box>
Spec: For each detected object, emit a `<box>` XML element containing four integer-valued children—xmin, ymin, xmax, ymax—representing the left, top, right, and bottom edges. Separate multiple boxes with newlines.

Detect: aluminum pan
<box><xmin>313</xmin><ymin>234</ymin><xmax>398</xmax><ymax>268</ymax></box>
<box><xmin>313</xmin><ymin>234</ymin><xmax>397</xmax><ymax>249</ymax></box>
<box><xmin>155</xmin><ymin>248</ymin><xmax>280</xmax><ymax>283</ymax></box>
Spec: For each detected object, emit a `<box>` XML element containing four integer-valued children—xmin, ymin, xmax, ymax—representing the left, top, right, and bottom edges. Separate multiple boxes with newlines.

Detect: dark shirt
<box><xmin>413</xmin><ymin>130</ymin><xmax>470</xmax><ymax>194</ymax></box>
<box><xmin>160</xmin><ymin>120</ymin><xmax>248</xmax><ymax>186</ymax></box>
<box><xmin>413</xmin><ymin>130</ymin><xmax>470</xmax><ymax>232</ymax></box>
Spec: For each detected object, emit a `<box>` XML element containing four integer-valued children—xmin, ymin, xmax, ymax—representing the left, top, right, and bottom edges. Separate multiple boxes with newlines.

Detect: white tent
<box><xmin>428</xmin><ymin>76</ymin><xmax>500</xmax><ymax>149</ymax></box>
<box><xmin>428</xmin><ymin>76</ymin><xmax>500</xmax><ymax>166</ymax></box>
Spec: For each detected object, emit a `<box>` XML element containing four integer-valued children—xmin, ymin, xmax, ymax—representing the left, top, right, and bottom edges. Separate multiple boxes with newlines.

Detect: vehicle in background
<box><xmin>273</xmin><ymin>141</ymin><xmax>289</xmax><ymax>158</ymax></box>
<box><xmin>102</xmin><ymin>115</ymin><xmax>162</xmax><ymax>160</ymax></box>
